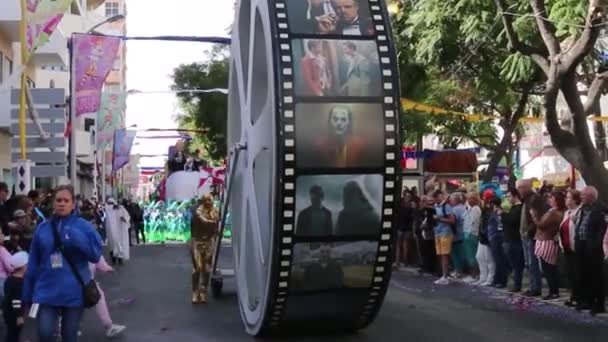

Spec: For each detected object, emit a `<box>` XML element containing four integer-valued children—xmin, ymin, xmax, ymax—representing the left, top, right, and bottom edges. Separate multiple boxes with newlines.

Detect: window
<box><xmin>105</xmin><ymin>2</ymin><xmax>120</xmax><ymax>17</ymax></box>
<box><xmin>7</xmin><ymin>58</ymin><xmax>13</xmax><ymax>75</ymax></box>
<box><xmin>84</xmin><ymin>118</ymin><xmax>95</xmax><ymax>132</ymax></box>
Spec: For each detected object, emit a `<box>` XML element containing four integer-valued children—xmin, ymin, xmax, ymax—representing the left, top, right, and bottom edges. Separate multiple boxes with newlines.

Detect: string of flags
<box><xmin>401</xmin><ymin>99</ymin><xmax>608</xmax><ymax>123</ymax></box>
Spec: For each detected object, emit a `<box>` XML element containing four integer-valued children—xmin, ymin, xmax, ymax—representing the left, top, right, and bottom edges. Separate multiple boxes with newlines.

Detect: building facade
<box><xmin>0</xmin><ymin>0</ymin><xmax>128</xmax><ymax>197</ymax></box>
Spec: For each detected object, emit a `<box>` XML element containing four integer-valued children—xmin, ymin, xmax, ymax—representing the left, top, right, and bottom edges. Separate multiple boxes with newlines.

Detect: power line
<box><xmin>502</xmin><ymin>11</ymin><xmax>608</xmax><ymax>29</ymax></box>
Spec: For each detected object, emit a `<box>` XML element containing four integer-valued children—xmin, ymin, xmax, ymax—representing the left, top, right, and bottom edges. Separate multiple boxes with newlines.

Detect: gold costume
<box><xmin>191</xmin><ymin>194</ymin><xmax>220</xmax><ymax>303</ymax></box>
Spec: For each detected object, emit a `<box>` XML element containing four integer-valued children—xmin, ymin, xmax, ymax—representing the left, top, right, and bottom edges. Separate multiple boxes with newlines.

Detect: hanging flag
<box><xmin>112</xmin><ymin>129</ymin><xmax>136</xmax><ymax>172</ymax></box>
<box><xmin>74</xmin><ymin>33</ymin><xmax>121</xmax><ymax>116</ymax></box>
<box><xmin>96</xmin><ymin>92</ymin><xmax>126</xmax><ymax>149</ymax></box>
<box><xmin>23</xmin><ymin>0</ymin><xmax>73</xmax><ymax>63</ymax></box>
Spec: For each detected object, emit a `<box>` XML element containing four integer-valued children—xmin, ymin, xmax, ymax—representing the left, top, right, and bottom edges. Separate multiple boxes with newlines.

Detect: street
<box><xmin>16</xmin><ymin>244</ymin><xmax>606</xmax><ymax>341</ymax></box>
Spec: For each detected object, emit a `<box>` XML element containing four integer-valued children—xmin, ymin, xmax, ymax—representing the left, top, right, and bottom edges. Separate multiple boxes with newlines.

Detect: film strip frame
<box><xmin>266</xmin><ymin>0</ymin><xmax>401</xmax><ymax>332</ymax></box>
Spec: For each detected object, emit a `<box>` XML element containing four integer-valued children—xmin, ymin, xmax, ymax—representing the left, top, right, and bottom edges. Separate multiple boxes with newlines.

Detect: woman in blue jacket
<box><xmin>22</xmin><ymin>185</ymin><xmax>102</xmax><ymax>342</ymax></box>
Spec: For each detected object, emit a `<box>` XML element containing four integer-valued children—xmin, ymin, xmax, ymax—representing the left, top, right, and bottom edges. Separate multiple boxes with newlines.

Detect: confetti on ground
<box><xmin>118</xmin><ymin>297</ymin><xmax>136</xmax><ymax>305</ymax></box>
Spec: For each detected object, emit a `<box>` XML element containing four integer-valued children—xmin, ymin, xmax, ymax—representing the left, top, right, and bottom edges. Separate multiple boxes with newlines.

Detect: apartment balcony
<box><xmin>0</xmin><ymin>0</ymin><xmax>20</xmax><ymax>41</ymax></box>
<box><xmin>0</xmin><ymin>90</ymin><xmax>10</xmax><ymax>129</ymax></box>
<box><xmin>30</xmin><ymin>29</ymin><xmax>69</xmax><ymax>67</ymax></box>
<box><xmin>70</xmin><ymin>0</ymin><xmax>107</xmax><ymax>15</ymax></box>
<box><xmin>87</xmin><ymin>0</ymin><xmax>106</xmax><ymax>11</ymax></box>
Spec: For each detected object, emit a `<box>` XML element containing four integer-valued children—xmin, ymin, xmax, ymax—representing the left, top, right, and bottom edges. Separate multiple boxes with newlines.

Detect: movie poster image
<box><xmin>292</xmin><ymin>39</ymin><xmax>381</xmax><ymax>97</ymax></box>
<box><xmin>286</xmin><ymin>0</ymin><xmax>375</xmax><ymax>36</ymax></box>
<box><xmin>295</xmin><ymin>174</ymin><xmax>382</xmax><ymax>237</ymax></box>
<box><xmin>295</xmin><ymin>103</ymin><xmax>384</xmax><ymax>169</ymax></box>
<box><xmin>290</xmin><ymin>241</ymin><xmax>378</xmax><ymax>292</ymax></box>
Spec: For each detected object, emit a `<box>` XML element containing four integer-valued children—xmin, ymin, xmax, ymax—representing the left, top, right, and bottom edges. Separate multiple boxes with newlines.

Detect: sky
<box><xmin>125</xmin><ymin>0</ymin><xmax>234</xmax><ymax>168</ymax></box>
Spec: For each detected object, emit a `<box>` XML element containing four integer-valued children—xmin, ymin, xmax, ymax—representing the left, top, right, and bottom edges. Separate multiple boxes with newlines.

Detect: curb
<box><xmin>393</xmin><ymin>266</ymin><xmax>608</xmax><ymax>320</ymax></box>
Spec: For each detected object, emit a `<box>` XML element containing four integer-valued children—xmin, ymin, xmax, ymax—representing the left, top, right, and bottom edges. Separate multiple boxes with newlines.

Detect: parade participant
<box><xmin>22</xmin><ymin>184</ymin><xmax>103</xmax><ymax>342</ymax></box>
<box><xmin>104</xmin><ymin>198</ymin><xmax>131</xmax><ymax>265</ymax></box>
<box><xmin>190</xmin><ymin>193</ymin><xmax>220</xmax><ymax>304</ymax></box>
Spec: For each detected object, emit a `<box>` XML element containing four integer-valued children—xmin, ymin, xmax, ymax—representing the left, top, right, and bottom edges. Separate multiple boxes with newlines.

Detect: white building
<box><xmin>0</xmin><ymin>0</ymin><xmax>128</xmax><ymax>197</ymax></box>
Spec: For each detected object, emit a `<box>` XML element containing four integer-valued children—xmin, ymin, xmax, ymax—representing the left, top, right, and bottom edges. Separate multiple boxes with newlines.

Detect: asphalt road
<box><xmin>17</xmin><ymin>244</ymin><xmax>608</xmax><ymax>341</ymax></box>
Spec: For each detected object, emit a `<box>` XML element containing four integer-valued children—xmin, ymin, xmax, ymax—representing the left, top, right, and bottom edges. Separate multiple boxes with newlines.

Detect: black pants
<box><xmin>4</xmin><ymin>316</ymin><xmax>22</xmax><ymax>342</ymax></box>
<box><xmin>540</xmin><ymin>259</ymin><xmax>559</xmax><ymax>295</ymax></box>
<box><xmin>109</xmin><ymin>251</ymin><xmax>123</xmax><ymax>265</ymax></box>
<box><xmin>575</xmin><ymin>241</ymin><xmax>606</xmax><ymax>309</ymax></box>
<box><xmin>135</xmin><ymin>222</ymin><xmax>146</xmax><ymax>244</ymax></box>
<box><xmin>563</xmin><ymin>249</ymin><xmax>580</xmax><ymax>302</ymax></box>
<box><xmin>419</xmin><ymin>236</ymin><xmax>437</xmax><ymax>274</ymax></box>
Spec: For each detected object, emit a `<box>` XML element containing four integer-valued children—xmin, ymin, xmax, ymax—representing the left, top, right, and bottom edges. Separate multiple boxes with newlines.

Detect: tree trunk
<box><xmin>505</xmin><ymin>152</ymin><xmax>516</xmax><ymax>190</ymax></box>
<box><xmin>482</xmin><ymin>131</ymin><xmax>512</xmax><ymax>184</ymax></box>
<box><xmin>548</xmin><ymin>76</ymin><xmax>608</xmax><ymax>204</ymax></box>
<box><xmin>592</xmin><ymin>100</ymin><xmax>608</xmax><ymax>160</ymax></box>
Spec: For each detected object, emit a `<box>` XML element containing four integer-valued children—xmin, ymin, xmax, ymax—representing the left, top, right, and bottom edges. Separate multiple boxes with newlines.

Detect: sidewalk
<box><xmin>394</xmin><ymin>266</ymin><xmax>608</xmax><ymax>320</ymax></box>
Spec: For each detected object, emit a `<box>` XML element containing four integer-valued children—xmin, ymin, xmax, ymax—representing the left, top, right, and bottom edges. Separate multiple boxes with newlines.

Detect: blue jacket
<box><xmin>23</xmin><ymin>213</ymin><xmax>102</xmax><ymax>307</ymax></box>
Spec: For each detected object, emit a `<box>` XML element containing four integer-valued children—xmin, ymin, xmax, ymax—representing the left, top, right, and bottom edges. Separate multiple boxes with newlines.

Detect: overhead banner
<box><xmin>74</xmin><ymin>33</ymin><xmax>121</xmax><ymax>116</ymax></box>
<box><xmin>96</xmin><ymin>92</ymin><xmax>126</xmax><ymax>149</ymax></box>
<box><xmin>112</xmin><ymin>129</ymin><xmax>136</xmax><ymax>172</ymax></box>
<box><xmin>23</xmin><ymin>0</ymin><xmax>73</xmax><ymax>63</ymax></box>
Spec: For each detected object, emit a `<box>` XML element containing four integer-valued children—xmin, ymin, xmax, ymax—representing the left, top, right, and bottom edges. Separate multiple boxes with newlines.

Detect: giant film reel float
<box><xmin>226</xmin><ymin>0</ymin><xmax>401</xmax><ymax>336</ymax></box>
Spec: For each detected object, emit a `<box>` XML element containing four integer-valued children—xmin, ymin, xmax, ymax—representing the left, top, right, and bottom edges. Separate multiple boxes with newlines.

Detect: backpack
<box><xmin>442</xmin><ymin>202</ymin><xmax>458</xmax><ymax>235</ymax></box>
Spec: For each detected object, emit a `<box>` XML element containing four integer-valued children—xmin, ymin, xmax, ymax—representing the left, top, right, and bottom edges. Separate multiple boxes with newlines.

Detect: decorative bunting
<box><xmin>23</xmin><ymin>0</ymin><xmax>73</xmax><ymax>63</ymax></box>
<box><xmin>74</xmin><ymin>33</ymin><xmax>121</xmax><ymax>116</ymax></box>
<box><xmin>112</xmin><ymin>129</ymin><xmax>136</xmax><ymax>171</ymax></box>
<box><xmin>96</xmin><ymin>92</ymin><xmax>127</xmax><ymax>149</ymax></box>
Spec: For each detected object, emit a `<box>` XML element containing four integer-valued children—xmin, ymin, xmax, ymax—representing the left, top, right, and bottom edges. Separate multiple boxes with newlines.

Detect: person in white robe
<box><xmin>104</xmin><ymin>198</ymin><xmax>131</xmax><ymax>265</ymax></box>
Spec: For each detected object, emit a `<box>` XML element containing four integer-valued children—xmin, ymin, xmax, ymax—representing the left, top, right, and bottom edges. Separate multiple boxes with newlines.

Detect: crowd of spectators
<box><xmin>395</xmin><ymin>180</ymin><xmax>608</xmax><ymax>316</ymax></box>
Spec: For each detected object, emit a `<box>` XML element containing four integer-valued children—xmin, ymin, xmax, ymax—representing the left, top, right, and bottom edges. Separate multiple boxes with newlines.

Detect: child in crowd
<box><xmin>0</xmin><ymin>232</ymin><xmax>14</xmax><ymax>302</ymax></box>
<box><xmin>3</xmin><ymin>251</ymin><xmax>28</xmax><ymax>342</ymax></box>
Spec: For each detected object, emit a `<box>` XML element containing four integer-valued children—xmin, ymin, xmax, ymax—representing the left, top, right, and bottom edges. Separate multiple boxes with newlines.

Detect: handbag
<box><xmin>51</xmin><ymin>219</ymin><xmax>101</xmax><ymax>308</ymax></box>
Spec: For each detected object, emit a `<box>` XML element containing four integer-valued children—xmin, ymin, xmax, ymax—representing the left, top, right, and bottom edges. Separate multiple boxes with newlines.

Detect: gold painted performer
<box><xmin>190</xmin><ymin>193</ymin><xmax>220</xmax><ymax>303</ymax></box>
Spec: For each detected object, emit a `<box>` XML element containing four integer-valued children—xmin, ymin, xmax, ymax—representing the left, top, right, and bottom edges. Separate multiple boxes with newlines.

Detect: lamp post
<box><xmin>87</xmin><ymin>14</ymin><xmax>126</xmax><ymax>34</ymax></box>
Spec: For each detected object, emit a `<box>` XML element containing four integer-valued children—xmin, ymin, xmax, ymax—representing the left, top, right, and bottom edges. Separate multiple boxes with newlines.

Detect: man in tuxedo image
<box><xmin>288</xmin><ymin>0</ymin><xmax>336</xmax><ymax>33</ymax></box>
<box><xmin>296</xmin><ymin>185</ymin><xmax>333</xmax><ymax>236</ymax></box>
<box><xmin>332</xmin><ymin>0</ymin><xmax>375</xmax><ymax>35</ymax></box>
<box><xmin>300</xmin><ymin>40</ymin><xmax>332</xmax><ymax>96</ymax></box>
<box><xmin>314</xmin><ymin>105</ymin><xmax>366</xmax><ymax>167</ymax></box>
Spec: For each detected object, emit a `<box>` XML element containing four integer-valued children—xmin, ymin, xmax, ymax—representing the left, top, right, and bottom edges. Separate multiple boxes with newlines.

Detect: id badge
<box><xmin>50</xmin><ymin>252</ymin><xmax>63</xmax><ymax>269</ymax></box>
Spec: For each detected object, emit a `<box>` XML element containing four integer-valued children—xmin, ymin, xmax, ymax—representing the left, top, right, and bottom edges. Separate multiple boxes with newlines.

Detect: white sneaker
<box><xmin>482</xmin><ymin>281</ymin><xmax>493</xmax><ymax>287</ymax></box>
<box><xmin>434</xmin><ymin>277</ymin><xmax>450</xmax><ymax>285</ymax></box>
<box><xmin>462</xmin><ymin>276</ymin><xmax>477</xmax><ymax>283</ymax></box>
<box><xmin>106</xmin><ymin>324</ymin><xmax>126</xmax><ymax>338</ymax></box>
<box><xmin>449</xmin><ymin>271</ymin><xmax>462</xmax><ymax>279</ymax></box>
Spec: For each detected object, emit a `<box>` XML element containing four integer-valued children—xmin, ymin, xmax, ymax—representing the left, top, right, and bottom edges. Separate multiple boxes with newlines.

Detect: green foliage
<box><xmin>500</xmin><ymin>52</ymin><xmax>536</xmax><ymax>85</ymax></box>
<box><xmin>392</xmin><ymin>0</ymin><xmax>528</xmax><ymax>147</ymax></box>
<box><xmin>171</xmin><ymin>46</ymin><xmax>229</xmax><ymax>161</ymax></box>
<box><xmin>548</xmin><ymin>0</ymin><xmax>586</xmax><ymax>38</ymax></box>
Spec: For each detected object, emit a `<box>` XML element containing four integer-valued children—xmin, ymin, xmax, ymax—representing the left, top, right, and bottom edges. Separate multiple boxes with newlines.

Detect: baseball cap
<box><xmin>10</xmin><ymin>251</ymin><xmax>28</xmax><ymax>269</ymax></box>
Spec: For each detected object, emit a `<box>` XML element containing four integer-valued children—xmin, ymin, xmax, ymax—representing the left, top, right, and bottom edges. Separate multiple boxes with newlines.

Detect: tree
<box><xmin>391</xmin><ymin>0</ymin><xmax>540</xmax><ymax>184</ymax></box>
<box><xmin>493</xmin><ymin>0</ymin><xmax>608</xmax><ymax>201</ymax></box>
<box><xmin>171</xmin><ymin>46</ymin><xmax>229</xmax><ymax>161</ymax></box>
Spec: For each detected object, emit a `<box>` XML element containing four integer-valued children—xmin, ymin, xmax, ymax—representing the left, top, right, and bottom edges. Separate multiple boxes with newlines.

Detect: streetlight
<box><xmin>87</xmin><ymin>14</ymin><xmax>126</xmax><ymax>34</ymax></box>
